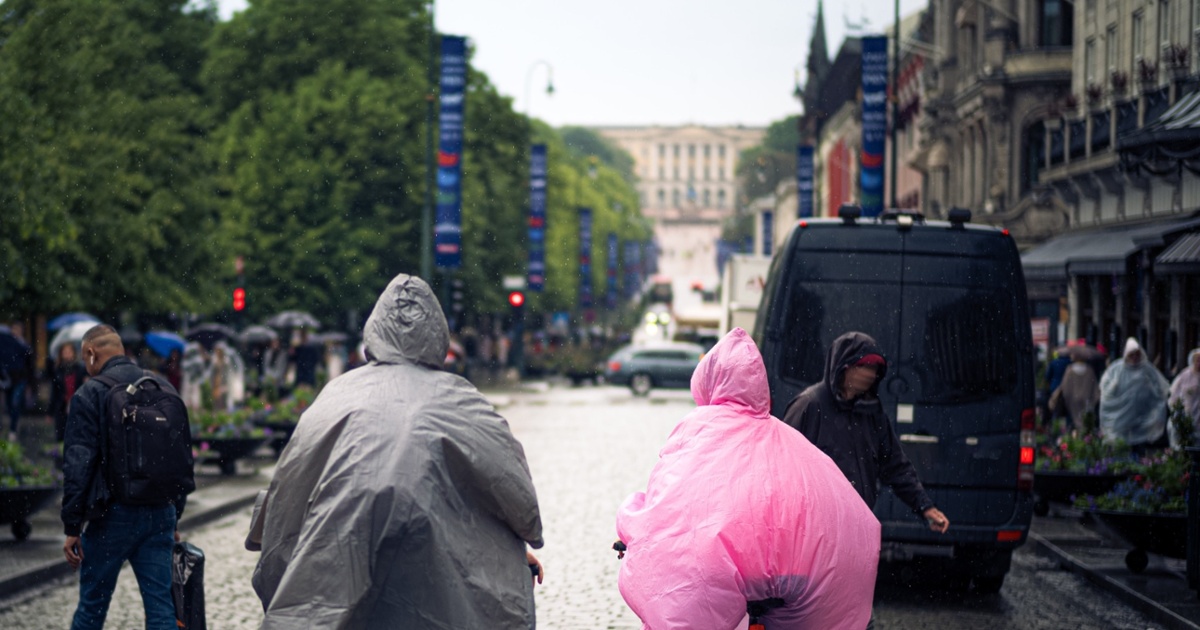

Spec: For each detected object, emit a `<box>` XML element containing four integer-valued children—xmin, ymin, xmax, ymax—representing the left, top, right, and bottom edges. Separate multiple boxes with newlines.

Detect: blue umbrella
<box><xmin>48</xmin><ymin>312</ymin><xmax>99</xmax><ymax>331</ymax></box>
<box><xmin>145</xmin><ymin>331</ymin><xmax>187</xmax><ymax>358</ymax></box>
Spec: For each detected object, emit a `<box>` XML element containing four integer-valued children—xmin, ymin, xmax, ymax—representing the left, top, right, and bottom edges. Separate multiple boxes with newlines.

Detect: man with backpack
<box><xmin>62</xmin><ymin>324</ymin><xmax>195</xmax><ymax>630</ymax></box>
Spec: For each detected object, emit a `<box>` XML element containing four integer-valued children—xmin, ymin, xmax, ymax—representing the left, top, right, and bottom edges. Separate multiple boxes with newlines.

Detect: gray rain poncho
<box><xmin>252</xmin><ymin>274</ymin><xmax>543</xmax><ymax>629</ymax></box>
<box><xmin>1099</xmin><ymin>338</ymin><xmax>1169</xmax><ymax>446</ymax></box>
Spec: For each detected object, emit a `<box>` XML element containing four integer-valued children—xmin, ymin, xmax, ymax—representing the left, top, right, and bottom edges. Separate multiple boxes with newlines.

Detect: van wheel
<box><xmin>11</xmin><ymin>520</ymin><xmax>32</xmax><ymax>541</ymax></box>
<box><xmin>1125</xmin><ymin>549</ymin><xmax>1149</xmax><ymax>573</ymax></box>
<box><xmin>630</xmin><ymin>374</ymin><xmax>653</xmax><ymax>397</ymax></box>
<box><xmin>973</xmin><ymin>575</ymin><xmax>1006</xmax><ymax>594</ymax></box>
<box><xmin>1033</xmin><ymin>497</ymin><xmax>1050</xmax><ymax>517</ymax></box>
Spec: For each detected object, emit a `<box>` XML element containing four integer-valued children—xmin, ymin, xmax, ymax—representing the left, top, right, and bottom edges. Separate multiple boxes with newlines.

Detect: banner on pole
<box><xmin>528</xmin><ymin>144</ymin><xmax>547</xmax><ymax>291</ymax></box>
<box><xmin>606</xmin><ymin>233</ymin><xmax>619</xmax><ymax>309</ymax></box>
<box><xmin>797</xmin><ymin>145</ymin><xmax>814</xmax><ymax>218</ymax></box>
<box><xmin>860</xmin><ymin>35</ymin><xmax>888</xmax><ymax>217</ymax></box>
<box><xmin>435</xmin><ymin>35</ymin><xmax>468</xmax><ymax>268</ymax></box>
<box><xmin>579</xmin><ymin>208</ymin><xmax>593</xmax><ymax>309</ymax></box>
<box><xmin>623</xmin><ymin>241</ymin><xmax>641</xmax><ymax>299</ymax></box>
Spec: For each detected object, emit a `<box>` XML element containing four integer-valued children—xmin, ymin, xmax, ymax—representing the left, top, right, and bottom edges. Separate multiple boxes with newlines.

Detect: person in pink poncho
<box><xmin>615</xmin><ymin>328</ymin><xmax>881</xmax><ymax>630</ymax></box>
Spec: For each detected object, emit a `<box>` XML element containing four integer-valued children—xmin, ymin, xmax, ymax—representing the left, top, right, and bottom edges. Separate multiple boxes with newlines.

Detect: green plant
<box><xmin>1073</xmin><ymin>449</ymin><xmax>1190</xmax><ymax>514</ymax></box>
<box><xmin>0</xmin><ymin>441</ymin><xmax>57</xmax><ymax>488</ymax></box>
<box><xmin>1169</xmin><ymin>399</ymin><xmax>1195</xmax><ymax>449</ymax></box>
<box><xmin>1036</xmin><ymin>430</ymin><xmax>1134</xmax><ymax>474</ymax></box>
<box><xmin>191</xmin><ymin>409</ymin><xmax>266</xmax><ymax>440</ymax></box>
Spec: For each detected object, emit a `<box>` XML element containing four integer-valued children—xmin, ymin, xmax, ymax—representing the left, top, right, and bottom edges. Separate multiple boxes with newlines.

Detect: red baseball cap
<box><xmin>854</xmin><ymin>353</ymin><xmax>886</xmax><ymax>367</ymax></box>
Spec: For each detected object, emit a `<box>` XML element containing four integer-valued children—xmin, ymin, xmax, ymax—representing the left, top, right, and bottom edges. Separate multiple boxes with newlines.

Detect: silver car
<box><xmin>603</xmin><ymin>342</ymin><xmax>706</xmax><ymax>396</ymax></box>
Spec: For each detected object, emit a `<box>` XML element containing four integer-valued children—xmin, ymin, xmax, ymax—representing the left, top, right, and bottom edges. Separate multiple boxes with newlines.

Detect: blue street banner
<box><xmin>860</xmin><ymin>35</ymin><xmax>888</xmax><ymax>217</ymax></box>
<box><xmin>528</xmin><ymin>144</ymin><xmax>548</xmax><ymax>291</ymax></box>
<box><xmin>606</xmin><ymin>233</ymin><xmax>619</xmax><ymax>309</ymax></box>
<box><xmin>435</xmin><ymin>35</ymin><xmax>467</xmax><ymax>268</ymax></box>
<box><xmin>623</xmin><ymin>241</ymin><xmax>641</xmax><ymax>298</ymax></box>
<box><xmin>579</xmin><ymin>208</ymin><xmax>593</xmax><ymax>308</ymax></box>
<box><xmin>797</xmin><ymin>145</ymin><xmax>814</xmax><ymax>218</ymax></box>
<box><xmin>762</xmin><ymin>210</ymin><xmax>774</xmax><ymax>257</ymax></box>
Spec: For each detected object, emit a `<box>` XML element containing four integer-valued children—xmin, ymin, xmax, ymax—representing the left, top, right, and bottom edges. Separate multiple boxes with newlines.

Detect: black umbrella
<box><xmin>186</xmin><ymin>323</ymin><xmax>237</xmax><ymax>349</ymax></box>
<box><xmin>0</xmin><ymin>329</ymin><xmax>30</xmax><ymax>372</ymax></box>
<box><xmin>266</xmin><ymin>311</ymin><xmax>321</xmax><ymax>330</ymax></box>
<box><xmin>239</xmin><ymin>325</ymin><xmax>279</xmax><ymax>345</ymax></box>
<box><xmin>313</xmin><ymin>331</ymin><xmax>349</xmax><ymax>344</ymax></box>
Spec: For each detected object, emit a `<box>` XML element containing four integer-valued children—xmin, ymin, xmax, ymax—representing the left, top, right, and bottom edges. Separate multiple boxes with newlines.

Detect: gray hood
<box><xmin>363</xmin><ymin>274</ymin><xmax>448</xmax><ymax>368</ymax></box>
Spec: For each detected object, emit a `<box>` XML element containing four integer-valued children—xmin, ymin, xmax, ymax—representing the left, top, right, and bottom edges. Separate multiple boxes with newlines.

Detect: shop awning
<box><xmin>1021</xmin><ymin>216</ymin><xmax>1200</xmax><ymax>280</ymax></box>
<box><xmin>1119</xmin><ymin>90</ymin><xmax>1200</xmax><ymax>151</ymax></box>
<box><xmin>1155</xmin><ymin>231</ymin><xmax>1200</xmax><ymax>273</ymax></box>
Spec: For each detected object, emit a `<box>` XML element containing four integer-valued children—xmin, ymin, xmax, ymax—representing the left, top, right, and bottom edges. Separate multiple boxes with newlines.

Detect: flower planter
<box><xmin>194</xmin><ymin>437</ymin><xmax>267</xmax><ymax>476</ymax></box>
<box><xmin>253</xmin><ymin>418</ymin><xmax>298</xmax><ymax>458</ymax></box>
<box><xmin>0</xmin><ymin>486</ymin><xmax>59</xmax><ymax>541</ymax></box>
<box><xmin>1033</xmin><ymin>471</ymin><xmax>1128</xmax><ymax>515</ymax></box>
<box><xmin>1091</xmin><ymin>509</ymin><xmax>1187</xmax><ymax>572</ymax></box>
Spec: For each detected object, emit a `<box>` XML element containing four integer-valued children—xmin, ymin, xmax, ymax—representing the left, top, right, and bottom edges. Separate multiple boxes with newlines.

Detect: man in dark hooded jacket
<box><xmin>783</xmin><ymin>331</ymin><xmax>949</xmax><ymax>532</ymax></box>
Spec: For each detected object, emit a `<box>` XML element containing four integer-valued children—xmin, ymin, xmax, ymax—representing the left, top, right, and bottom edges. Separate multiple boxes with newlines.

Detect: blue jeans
<box><xmin>71</xmin><ymin>503</ymin><xmax>177</xmax><ymax>630</ymax></box>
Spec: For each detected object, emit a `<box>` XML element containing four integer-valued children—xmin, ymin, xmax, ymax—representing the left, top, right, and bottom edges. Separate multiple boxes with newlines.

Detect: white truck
<box><xmin>719</xmin><ymin>254</ymin><xmax>772</xmax><ymax>335</ymax></box>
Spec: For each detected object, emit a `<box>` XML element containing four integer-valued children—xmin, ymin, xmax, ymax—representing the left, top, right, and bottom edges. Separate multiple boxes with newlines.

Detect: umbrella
<box><xmin>186</xmin><ymin>323</ymin><xmax>238</xmax><ymax>349</ymax></box>
<box><xmin>239</xmin><ymin>325</ymin><xmax>279</xmax><ymax>345</ymax></box>
<box><xmin>313</xmin><ymin>331</ymin><xmax>349</xmax><ymax>344</ymax></box>
<box><xmin>50</xmin><ymin>321</ymin><xmax>98</xmax><ymax>359</ymax></box>
<box><xmin>266</xmin><ymin>310</ymin><xmax>321</xmax><ymax>330</ymax></box>
<box><xmin>145</xmin><ymin>331</ymin><xmax>187</xmax><ymax>358</ymax></box>
<box><xmin>1054</xmin><ymin>342</ymin><xmax>1103</xmax><ymax>361</ymax></box>
<box><xmin>47</xmin><ymin>312</ymin><xmax>99</xmax><ymax>332</ymax></box>
<box><xmin>0</xmin><ymin>329</ymin><xmax>31</xmax><ymax>372</ymax></box>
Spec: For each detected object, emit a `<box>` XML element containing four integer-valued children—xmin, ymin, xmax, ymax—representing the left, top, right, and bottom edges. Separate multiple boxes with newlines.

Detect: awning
<box><xmin>1021</xmin><ymin>216</ymin><xmax>1200</xmax><ymax>280</ymax></box>
<box><xmin>1119</xmin><ymin>89</ymin><xmax>1200</xmax><ymax>159</ymax></box>
<box><xmin>1155</xmin><ymin>231</ymin><xmax>1200</xmax><ymax>273</ymax></box>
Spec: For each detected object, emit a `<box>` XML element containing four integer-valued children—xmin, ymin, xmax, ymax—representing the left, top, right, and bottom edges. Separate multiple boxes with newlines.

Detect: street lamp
<box><xmin>524</xmin><ymin>59</ymin><xmax>555</xmax><ymax>117</ymax></box>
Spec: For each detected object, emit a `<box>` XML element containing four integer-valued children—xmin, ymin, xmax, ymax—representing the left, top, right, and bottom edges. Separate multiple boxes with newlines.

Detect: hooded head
<box><xmin>1190</xmin><ymin>348</ymin><xmax>1200</xmax><ymax>373</ymax></box>
<box><xmin>1122</xmin><ymin>337</ymin><xmax>1143</xmax><ymax>366</ymax></box>
<box><xmin>362</xmin><ymin>274</ymin><xmax>449</xmax><ymax>369</ymax></box>
<box><xmin>690</xmin><ymin>327</ymin><xmax>769</xmax><ymax>415</ymax></box>
<box><xmin>823</xmin><ymin>331</ymin><xmax>888</xmax><ymax>402</ymax></box>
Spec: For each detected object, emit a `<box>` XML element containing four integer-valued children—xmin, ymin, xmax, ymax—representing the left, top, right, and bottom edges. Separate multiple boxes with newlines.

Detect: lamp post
<box><xmin>524</xmin><ymin>60</ymin><xmax>555</xmax><ymax>117</ymax></box>
<box><xmin>421</xmin><ymin>0</ymin><xmax>437</xmax><ymax>282</ymax></box>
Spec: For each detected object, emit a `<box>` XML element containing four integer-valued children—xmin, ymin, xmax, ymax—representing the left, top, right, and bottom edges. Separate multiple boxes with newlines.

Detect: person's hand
<box><xmin>526</xmin><ymin>550</ymin><xmax>544</xmax><ymax>585</ymax></box>
<box><xmin>923</xmin><ymin>507</ymin><xmax>950</xmax><ymax>533</ymax></box>
<box><xmin>63</xmin><ymin>536</ymin><xmax>83</xmax><ymax>570</ymax></box>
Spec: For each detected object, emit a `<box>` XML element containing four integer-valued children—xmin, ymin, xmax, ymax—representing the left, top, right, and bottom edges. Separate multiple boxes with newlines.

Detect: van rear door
<box><xmin>874</xmin><ymin>229</ymin><xmax>1030</xmax><ymax>527</ymax></box>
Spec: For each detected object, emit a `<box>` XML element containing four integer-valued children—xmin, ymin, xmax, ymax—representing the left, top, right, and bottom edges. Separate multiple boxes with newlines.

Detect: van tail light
<box><xmin>1018</xmin><ymin>408</ymin><xmax>1035</xmax><ymax>492</ymax></box>
<box><xmin>608</xmin><ymin>361</ymin><xmax>622</xmax><ymax>372</ymax></box>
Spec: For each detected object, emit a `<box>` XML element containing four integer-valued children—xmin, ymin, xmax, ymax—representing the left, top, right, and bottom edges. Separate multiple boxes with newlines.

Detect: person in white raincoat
<box><xmin>251</xmin><ymin>274</ymin><xmax>544</xmax><ymax>629</ymax></box>
<box><xmin>1099</xmin><ymin>338</ymin><xmax>1169</xmax><ymax>447</ymax></box>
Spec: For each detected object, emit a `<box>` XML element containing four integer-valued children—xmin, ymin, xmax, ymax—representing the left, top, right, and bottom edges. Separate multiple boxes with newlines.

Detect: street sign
<box><xmin>503</xmin><ymin>275</ymin><xmax>527</xmax><ymax>290</ymax></box>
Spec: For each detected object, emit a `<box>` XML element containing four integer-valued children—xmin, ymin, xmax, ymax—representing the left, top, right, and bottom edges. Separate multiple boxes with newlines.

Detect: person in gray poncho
<box><xmin>251</xmin><ymin>274</ymin><xmax>544</xmax><ymax>629</ymax></box>
<box><xmin>1099</xmin><ymin>338</ymin><xmax>1169</xmax><ymax>448</ymax></box>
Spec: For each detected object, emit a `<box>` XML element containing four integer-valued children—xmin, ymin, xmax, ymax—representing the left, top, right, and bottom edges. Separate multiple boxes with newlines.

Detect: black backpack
<box><xmin>94</xmin><ymin>373</ymin><xmax>196</xmax><ymax>506</ymax></box>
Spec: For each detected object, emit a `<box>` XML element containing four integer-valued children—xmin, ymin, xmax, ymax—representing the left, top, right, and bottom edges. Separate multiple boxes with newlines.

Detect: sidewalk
<box><xmin>0</xmin><ymin>456</ymin><xmax>273</xmax><ymax>599</ymax></box>
<box><xmin>1031</xmin><ymin>506</ymin><xmax>1200</xmax><ymax>630</ymax></box>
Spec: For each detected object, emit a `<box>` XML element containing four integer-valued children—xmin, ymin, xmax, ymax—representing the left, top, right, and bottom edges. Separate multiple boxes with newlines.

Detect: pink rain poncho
<box><xmin>615</xmin><ymin>328</ymin><xmax>880</xmax><ymax>630</ymax></box>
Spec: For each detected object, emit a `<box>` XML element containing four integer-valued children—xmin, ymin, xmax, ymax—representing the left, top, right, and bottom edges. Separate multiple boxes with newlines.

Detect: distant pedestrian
<box><xmin>160</xmin><ymin>348</ymin><xmax>183</xmax><ymax>392</ymax></box>
<box><xmin>2</xmin><ymin>322</ymin><xmax>33</xmax><ymax>442</ymax></box>
<box><xmin>252</xmin><ymin>275</ymin><xmax>543</xmax><ymax>628</ymax></box>
<box><xmin>1049</xmin><ymin>348</ymin><xmax>1100</xmax><ymax>431</ymax></box>
<box><xmin>1099</xmin><ymin>338</ymin><xmax>1169</xmax><ymax>448</ymax></box>
<box><xmin>616</xmin><ymin>328</ymin><xmax>880</xmax><ymax>629</ymax></box>
<box><xmin>1044</xmin><ymin>350</ymin><xmax>1071</xmax><ymax>419</ymax></box>
<box><xmin>290</xmin><ymin>329</ymin><xmax>321</xmax><ymax>388</ymax></box>
<box><xmin>50</xmin><ymin>343</ymin><xmax>89</xmax><ymax>443</ymax></box>
<box><xmin>783</xmin><ymin>331</ymin><xmax>950</xmax><ymax>531</ymax></box>
<box><xmin>61</xmin><ymin>324</ymin><xmax>193</xmax><ymax>630</ymax></box>
<box><xmin>1168</xmin><ymin>347</ymin><xmax>1200</xmax><ymax>448</ymax></box>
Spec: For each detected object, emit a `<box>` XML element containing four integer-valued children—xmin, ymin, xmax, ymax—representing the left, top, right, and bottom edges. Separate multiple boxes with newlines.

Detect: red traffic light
<box><xmin>233</xmin><ymin>287</ymin><xmax>246</xmax><ymax>312</ymax></box>
<box><xmin>507</xmin><ymin>291</ymin><xmax>525</xmax><ymax>308</ymax></box>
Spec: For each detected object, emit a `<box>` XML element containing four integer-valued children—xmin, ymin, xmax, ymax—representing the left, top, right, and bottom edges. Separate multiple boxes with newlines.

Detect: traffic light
<box><xmin>233</xmin><ymin>287</ymin><xmax>246</xmax><ymax>312</ymax></box>
<box><xmin>507</xmin><ymin>290</ymin><xmax>525</xmax><ymax>309</ymax></box>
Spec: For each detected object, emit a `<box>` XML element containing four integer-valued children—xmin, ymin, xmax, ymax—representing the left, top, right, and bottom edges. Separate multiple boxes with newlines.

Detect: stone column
<box><xmin>1068</xmin><ymin>275</ymin><xmax>1082</xmax><ymax>341</ymax></box>
<box><xmin>1171</xmin><ymin>274</ymin><xmax>1186</xmax><ymax>372</ymax></box>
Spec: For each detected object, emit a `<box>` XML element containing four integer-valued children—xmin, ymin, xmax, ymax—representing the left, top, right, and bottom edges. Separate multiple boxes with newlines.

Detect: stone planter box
<box><xmin>1091</xmin><ymin>509</ymin><xmax>1187</xmax><ymax>572</ymax></box>
<box><xmin>193</xmin><ymin>437</ymin><xmax>267</xmax><ymax>476</ymax></box>
<box><xmin>0</xmin><ymin>486</ymin><xmax>59</xmax><ymax>541</ymax></box>
<box><xmin>1033</xmin><ymin>470</ymin><xmax>1127</xmax><ymax>515</ymax></box>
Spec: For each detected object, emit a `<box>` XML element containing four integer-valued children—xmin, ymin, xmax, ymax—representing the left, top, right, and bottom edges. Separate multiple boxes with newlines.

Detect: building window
<box><xmin>657</xmin><ymin>188</ymin><xmax>666</xmax><ymax>207</ymax></box>
<box><xmin>658</xmin><ymin>166</ymin><xmax>665</xmax><ymax>180</ymax></box>
<box><xmin>704</xmin><ymin>144</ymin><xmax>711</xmax><ymax>158</ymax></box>
<box><xmin>673</xmin><ymin>144</ymin><xmax>680</xmax><ymax>158</ymax></box>
<box><xmin>705</xmin><ymin>167</ymin><xmax>710</xmax><ymax>181</ymax></box>
<box><xmin>659</xmin><ymin>144</ymin><xmax>665</xmax><ymax>157</ymax></box>
<box><xmin>1133</xmin><ymin>11</ymin><xmax>1144</xmax><ymax>62</ymax></box>
<box><xmin>1086</xmin><ymin>0</ymin><xmax>1096</xmax><ymax>22</ymax></box>
<box><xmin>718</xmin><ymin>189</ymin><xmax>727</xmax><ymax>208</ymax></box>
<box><xmin>1040</xmin><ymin>0</ymin><xmax>1074</xmax><ymax>47</ymax></box>
<box><xmin>688</xmin><ymin>167</ymin><xmax>694</xmax><ymax>180</ymax></box>
<box><xmin>1085</xmin><ymin>37</ymin><xmax>1096</xmax><ymax>82</ymax></box>
<box><xmin>672</xmin><ymin>188</ymin><xmax>681</xmax><ymax>206</ymax></box>
<box><xmin>1194</xmin><ymin>0</ymin><xmax>1200</xmax><ymax>29</ymax></box>
<box><xmin>719</xmin><ymin>145</ymin><xmax>726</xmax><ymax>159</ymax></box>
<box><xmin>719</xmin><ymin>167</ymin><xmax>725</xmax><ymax>180</ymax></box>
<box><xmin>703</xmin><ymin>189</ymin><xmax>711</xmax><ymax>206</ymax></box>
<box><xmin>688</xmin><ymin>144</ymin><xmax>695</xmax><ymax>157</ymax></box>
<box><xmin>1107</xmin><ymin>24</ymin><xmax>1118</xmax><ymax>73</ymax></box>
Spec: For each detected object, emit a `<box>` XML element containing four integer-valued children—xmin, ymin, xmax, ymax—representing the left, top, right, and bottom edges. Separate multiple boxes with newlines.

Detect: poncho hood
<box><xmin>823</xmin><ymin>331</ymin><xmax>888</xmax><ymax>405</ymax></box>
<box><xmin>363</xmin><ymin>274</ymin><xmax>448</xmax><ymax>368</ymax></box>
<box><xmin>691</xmin><ymin>327</ymin><xmax>769</xmax><ymax>415</ymax></box>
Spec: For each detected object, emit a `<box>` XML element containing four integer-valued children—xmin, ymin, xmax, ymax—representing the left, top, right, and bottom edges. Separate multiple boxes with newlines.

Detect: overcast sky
<box><xmin>215</xmin><ymin>0</ymin><xmax>927</xmax><ymax>128</ymax></box>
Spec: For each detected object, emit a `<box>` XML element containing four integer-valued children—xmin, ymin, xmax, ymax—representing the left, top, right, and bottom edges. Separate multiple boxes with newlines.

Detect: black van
<box><xmin>753</xmin><ymin>207</ymin><xmax>1036</xmax><ymax>592</ymax></box>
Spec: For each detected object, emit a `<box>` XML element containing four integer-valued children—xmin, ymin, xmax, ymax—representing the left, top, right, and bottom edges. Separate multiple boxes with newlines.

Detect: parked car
<box><xmin>604</xmin><ymin>342</ymin><xmax>706</xmax><ymax>396</ymax></box>
<box><xmin>753</xmin><ymin>206</ymin><xmax>1036</xmax><ymax>593</ymax></box>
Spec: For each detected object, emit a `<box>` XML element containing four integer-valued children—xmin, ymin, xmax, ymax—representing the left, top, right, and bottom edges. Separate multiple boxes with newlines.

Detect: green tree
<box><xmin>0</xmin><ymin>0</ymin><xmax>225</xmax><ymax>318</ymax></box>
<box><xmin>736</xmin><ymin>114</ymin><xmax>800</xmax><ymax>205</ymax></box>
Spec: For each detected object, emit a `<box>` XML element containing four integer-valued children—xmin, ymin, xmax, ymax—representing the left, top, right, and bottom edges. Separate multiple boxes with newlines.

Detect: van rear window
<box><xmin>776</xmin><ymin>283</ymin><xmax>1020</xmax><ymax>402</ymax></box>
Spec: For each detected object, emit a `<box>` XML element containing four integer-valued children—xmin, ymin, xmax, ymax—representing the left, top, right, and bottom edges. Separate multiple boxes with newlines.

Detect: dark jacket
<box><xmin>61</xmin><ymin>356</ymin><xmax>187</xmax><ymax>536</ymax></box>
<box><xmin>782</xmin><ymin>332</ymin><xmax>935</xmax><ymax>514</ymax></box>
<box><xmin>50</xmin><ymin>361</ymin><xmax>89</xmax><ymax>421</ymax></box>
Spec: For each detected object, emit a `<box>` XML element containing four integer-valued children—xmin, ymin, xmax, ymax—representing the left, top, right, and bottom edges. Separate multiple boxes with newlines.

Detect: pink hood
<box><xmin>615</xmin><ymin>328</ymin><xmax>880</xmax><ymax>630</ymax></box>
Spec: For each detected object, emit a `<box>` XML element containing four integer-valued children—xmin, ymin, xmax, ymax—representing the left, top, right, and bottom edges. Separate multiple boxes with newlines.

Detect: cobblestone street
<box><xmin>0</xmin><ymin>384</ymin><xmax>1172</xmax><ymax>628</ymax></box>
